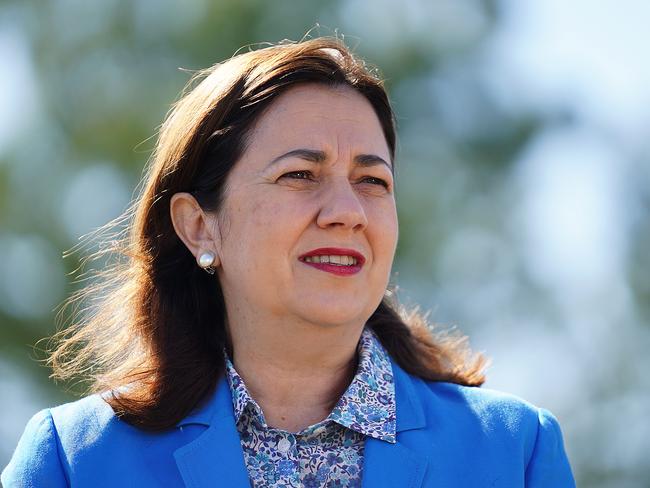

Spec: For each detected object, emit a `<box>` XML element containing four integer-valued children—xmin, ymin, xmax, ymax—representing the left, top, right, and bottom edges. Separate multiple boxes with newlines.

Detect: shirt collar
<box><xmin>329</xmin><ymin>327</ymin><xmax>396</xmax><ymax>443</ymax></box>
<box><xmin>224</xmin><ymin>353</ymin><xmax>265</xmax><ymax>425</ymax></box>
<box><xmin>223</xmin><ymin>327</ymin><xmax>397</xmax><ymax>443</ymax></box>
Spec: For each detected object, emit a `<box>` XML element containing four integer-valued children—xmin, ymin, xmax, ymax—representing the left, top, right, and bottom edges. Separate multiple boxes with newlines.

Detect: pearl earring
<box><xmin>198</xmin><ymin>251</ymin><xmax>216</xmax><ymax>274</ymax></box>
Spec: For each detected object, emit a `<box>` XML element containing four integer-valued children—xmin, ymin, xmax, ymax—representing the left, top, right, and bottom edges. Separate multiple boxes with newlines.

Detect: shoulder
<box><xmin>431</xmin><ymin>381</ymin><xmax>569</xmax><ymax>446</ymax></box>
<box><xmin>1</xmin><ymin>407</ymin><xmax>69</xmax><ymax>487</ymax></box>
<box><xmin>2</xmin><ymin>393</ymin><xmax>198</xmax><ymax>486</ymax></box>
<box><xmin>2</xmin><ymin>394</ymin><xmax>120</xmax><ymax>486</ymax></box>
<box><xmin>419</xmin><ymin>377</ymin><xmax>569</xmax><ymax>449</ymax></box>
<box><xmin>423</xmin><ymin>380</ymin><xmax>545</xmax><ymax>433</ymax></box>
<box><xmin>48</xmin><ymin>392</ymin><xmax>119</xmax><ymax>446</ymax></box>
<box><xmin>404</xmin><ymin>377</ymin><xmax>544</xmax><ymax>446</ymax></box>
<box><xmin>393</xmin><ymin>361</ymin><xmax>548</xmax><ymax>438</ymax></box>
<box><xmin>399</xmin><ymin>374</ymin><xmax>575</xmax><ymax>486</ymax></box>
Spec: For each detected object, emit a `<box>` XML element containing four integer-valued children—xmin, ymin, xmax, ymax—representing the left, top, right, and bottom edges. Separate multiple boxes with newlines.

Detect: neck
<box><xmin>227</xmin><ymin>315</ymin><xmax>364</xmax><ymax>433</ymax></box>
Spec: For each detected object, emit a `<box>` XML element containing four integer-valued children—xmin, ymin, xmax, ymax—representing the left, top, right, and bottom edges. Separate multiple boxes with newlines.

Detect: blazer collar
<box><xmin>175</xmin><ymin>377</ymin><xmax>227</xmax><ymax>428</ymax></box>
<box><xmin>359</xmin><ymin>359</ymin><xmax>430</xmax><ymax>487</ymax></box>
<box><xmin>173</xmin><ymin>376</ymin><xmax>251</xmax><ymax>487</ymax></box>
<box><xmin>173</xmin><ymin>356</ymin><xmax>430</xmax><ymax>487</ymax></box>
<box><xmin>392</xmin><ymin>358</ymin><xmax>426</xmax><ymax>433</ymax></box>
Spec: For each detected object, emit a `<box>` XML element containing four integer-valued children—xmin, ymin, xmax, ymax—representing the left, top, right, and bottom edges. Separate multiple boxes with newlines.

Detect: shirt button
<box><xmin>277</xmin><ymin>437</ymin><xmax>292</xmax><ymax>453</ymax></box>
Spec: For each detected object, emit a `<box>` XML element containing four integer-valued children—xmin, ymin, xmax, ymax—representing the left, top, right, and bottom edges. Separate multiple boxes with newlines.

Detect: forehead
<box><xmin>245</xmin><ymin>84</ymin><xmax>390</xmax><ymax>159</ymax></box>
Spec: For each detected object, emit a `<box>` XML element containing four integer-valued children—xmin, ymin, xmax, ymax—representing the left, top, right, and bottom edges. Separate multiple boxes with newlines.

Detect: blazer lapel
<box><xmin>362</xmin><ymin>361</ymin><xmax>430</xmax><ymax>488</ymax></box>
<box><xmin>362</xmin><ymin>437</ymin><xmax>429</xmax><ymax>488</ymax></box>
<box><xmin>173</xmin><ymin>377</ymin><xmax>250</xmax><ymax>487</ymax></box>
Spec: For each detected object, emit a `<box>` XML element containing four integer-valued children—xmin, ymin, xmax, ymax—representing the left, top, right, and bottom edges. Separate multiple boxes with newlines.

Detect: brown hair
<box><xmin>48</xmin><ymin>37</ymin><xmax>486</xmax><ymax>430</ymax></box>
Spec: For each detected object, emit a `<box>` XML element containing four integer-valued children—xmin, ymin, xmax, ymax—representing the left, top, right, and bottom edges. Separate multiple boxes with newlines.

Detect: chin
<box><xmin>293</xmin><ymin>298</ymin><xmax>377</xmax><ymax>328</ymax></box>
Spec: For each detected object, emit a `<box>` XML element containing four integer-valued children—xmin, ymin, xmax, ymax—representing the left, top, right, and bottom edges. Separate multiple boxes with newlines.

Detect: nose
<box><xmin>316</xmin><ymin>176</ymin><xmax>368</xmax><ymax>231</ymax></box>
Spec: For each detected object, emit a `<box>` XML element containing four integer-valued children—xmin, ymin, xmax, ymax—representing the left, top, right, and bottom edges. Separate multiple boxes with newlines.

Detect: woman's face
<box><xmin>213</xmin><ymin>83</ymin><xmax>398</xmax><ymax>328</ymax></box>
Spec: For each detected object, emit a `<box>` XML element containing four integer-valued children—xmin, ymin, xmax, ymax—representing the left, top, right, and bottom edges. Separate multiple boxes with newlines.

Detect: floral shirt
<box><xmin>224</xmin><ymin>327</ymin><xmax>396</xmax><ymax>488</ymax></box>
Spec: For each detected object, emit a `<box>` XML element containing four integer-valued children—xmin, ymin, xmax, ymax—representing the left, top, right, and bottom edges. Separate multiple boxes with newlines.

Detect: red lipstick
<box><xmin>298</xmin><ymin>247</ymin><xmax>365</xmax><ymax>276</ymax></box>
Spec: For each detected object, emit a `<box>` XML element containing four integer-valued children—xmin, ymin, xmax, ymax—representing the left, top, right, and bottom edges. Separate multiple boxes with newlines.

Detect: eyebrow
<box><xmin>267</xmin><ymin>148</ymin><xmax>393</xmax><ymax>173</ymax></box>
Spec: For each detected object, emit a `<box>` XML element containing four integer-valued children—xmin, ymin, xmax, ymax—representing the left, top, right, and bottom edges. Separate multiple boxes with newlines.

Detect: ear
<box><xmin>169</xmin><ymin>192</ymin><xmax>222</xmax><ymax>267</ymax></box>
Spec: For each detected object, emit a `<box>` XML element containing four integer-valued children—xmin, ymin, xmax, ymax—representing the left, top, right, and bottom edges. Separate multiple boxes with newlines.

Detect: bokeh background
<box><xmin>1</xmin><ymin>1</ymin><xmax>649</xmax><ymax>486</ymax></box>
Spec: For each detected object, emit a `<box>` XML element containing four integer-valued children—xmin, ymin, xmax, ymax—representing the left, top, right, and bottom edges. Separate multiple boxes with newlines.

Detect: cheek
<box><xmin>368</xmin><ymin>205</ymin><xmax>399</xmax><ymax>254</ymax></box>
<box><xmin>232</xmin><ymin>198</ymin><xmax>302</xmax><ymax>261</ymax></box>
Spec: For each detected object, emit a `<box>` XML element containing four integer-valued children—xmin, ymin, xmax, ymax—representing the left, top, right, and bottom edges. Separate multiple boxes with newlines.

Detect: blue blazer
<box><xmin>2</xmin><ymin>360</ymin><xmax>575</xmax><ymax>487</ymax></box>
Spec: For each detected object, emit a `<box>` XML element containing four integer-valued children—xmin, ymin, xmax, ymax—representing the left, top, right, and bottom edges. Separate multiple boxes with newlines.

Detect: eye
<box><xmin>361</xmin><ymin>176</ymin><xmax>390</xmax><ymax>188</ymax></box>
<box><xmin>280</xmin><ymin>170</ymin><xmax>314</xmax><ymax>180</ymax></box>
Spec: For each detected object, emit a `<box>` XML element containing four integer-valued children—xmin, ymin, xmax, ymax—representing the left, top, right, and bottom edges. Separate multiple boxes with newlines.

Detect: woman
<box><xmin>2</xmin><ymin>38</ymin><xmax>575</xmax><ymax>487</ymax></box>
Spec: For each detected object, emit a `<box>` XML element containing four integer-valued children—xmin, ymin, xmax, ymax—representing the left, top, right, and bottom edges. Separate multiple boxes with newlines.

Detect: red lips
<box><xmin>299</xmin><ymin>247</ymin><xmax>366</xmax><ymax>265</ymax></box>
<box><xmin>298</xmin><ymin>247</ymin><xmax>366</xmax><ymax>276</ymax></box>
